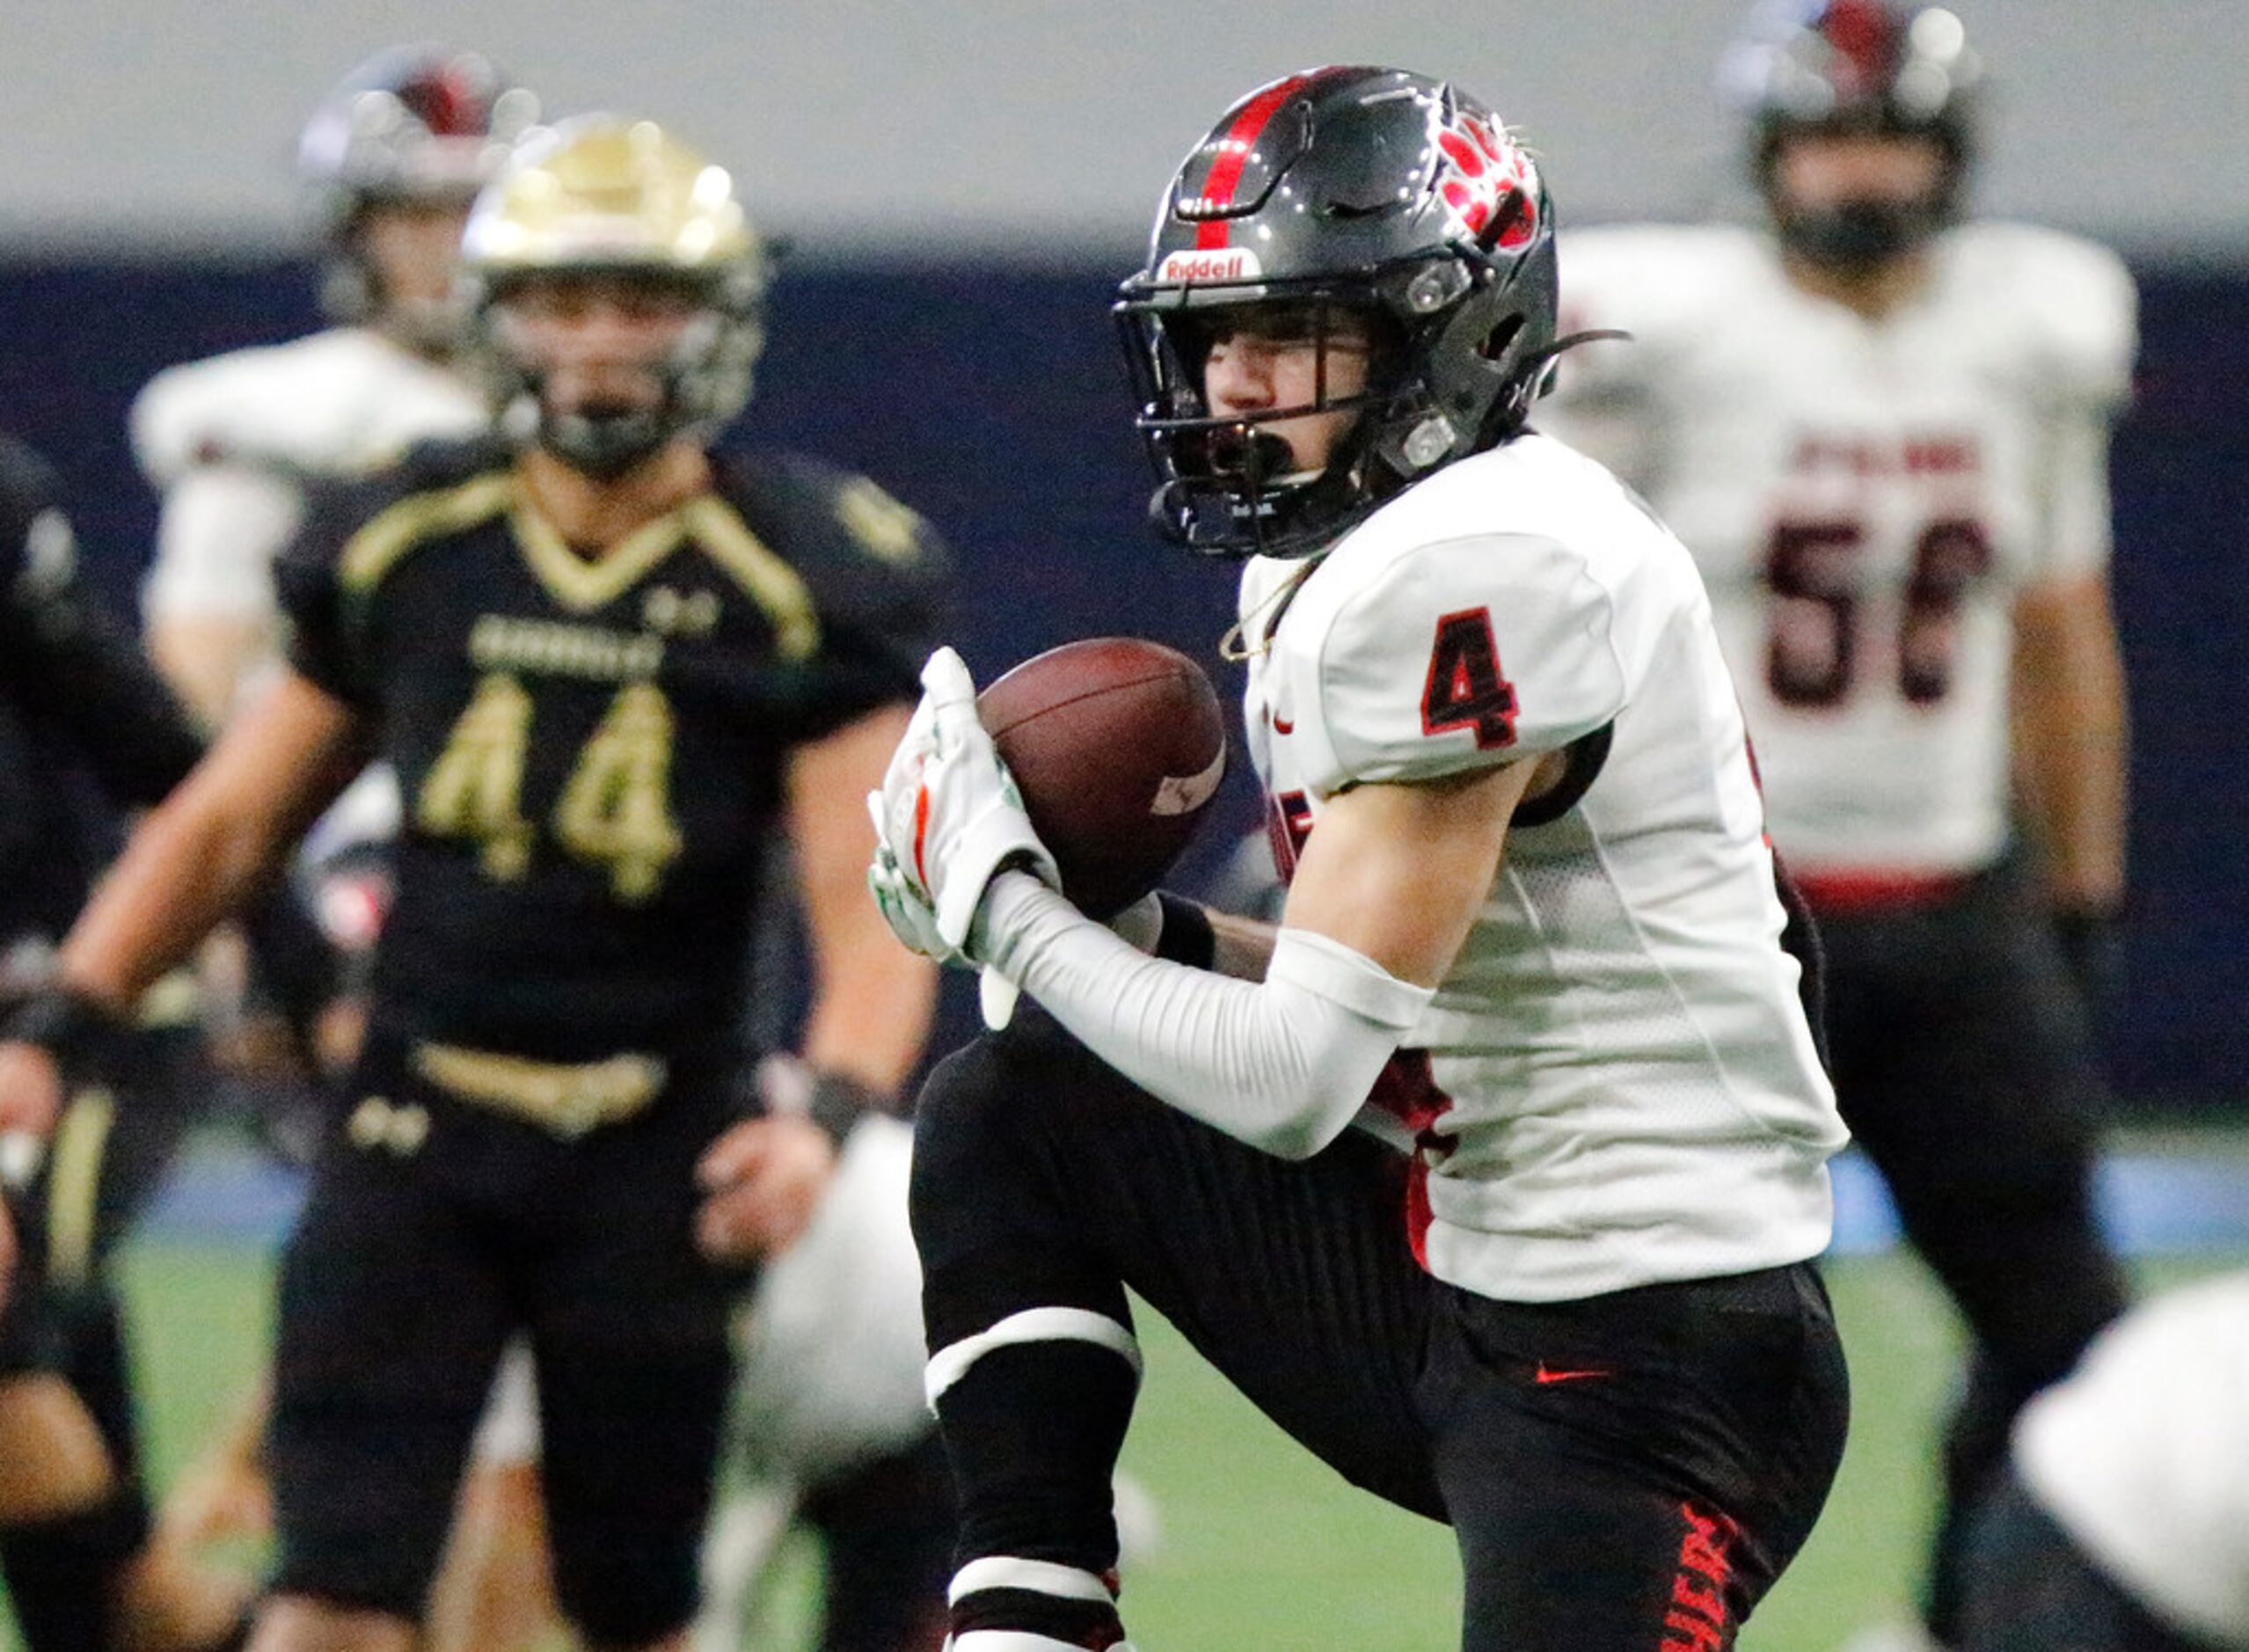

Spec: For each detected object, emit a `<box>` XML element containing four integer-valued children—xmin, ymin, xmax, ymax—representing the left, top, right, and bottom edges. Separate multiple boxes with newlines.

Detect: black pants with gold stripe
<box><xmin>268</xmin><ymin>1027</ymin><xmax>745</xmax><ymax>1645</ymax></box>
<box><xmin>0</xmin><ymin>1023</ymin><xmax>208</xmax><ymax>1652</ymax></box>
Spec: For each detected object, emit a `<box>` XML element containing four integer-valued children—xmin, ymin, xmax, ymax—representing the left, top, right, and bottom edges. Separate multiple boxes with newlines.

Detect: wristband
<box><xmin>804</xmin><ymin>1070</ymin><xmax>895</xmax><ymax>1149</ymax></box>
<box><xmin>2</xmin><ymin>985</ymin><xmax>128</xmax><ymax>1070</ymax></box>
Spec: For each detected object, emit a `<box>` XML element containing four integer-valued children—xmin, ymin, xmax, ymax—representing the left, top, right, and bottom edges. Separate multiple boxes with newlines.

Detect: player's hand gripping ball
<box><xmin>870</xmin><ymin>640</ymin><xmax>1229</xmax><ymax>959</ymax></box>
<box><xmin>871</xmin><ymin>647</ymin><xmax>1061</xmax><ymax>956</ymax></box>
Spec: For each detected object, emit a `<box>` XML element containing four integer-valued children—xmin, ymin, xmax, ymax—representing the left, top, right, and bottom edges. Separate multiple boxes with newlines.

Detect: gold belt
<box><xmin>410</xmin><ymin>1042</ymin><xmax>668</xmax><ymax>1139</ymax></box>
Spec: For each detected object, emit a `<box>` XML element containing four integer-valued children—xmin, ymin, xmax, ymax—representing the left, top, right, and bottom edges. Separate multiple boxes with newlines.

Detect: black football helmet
<box><xmin>1116</xmin><ymin>68</ymin><xmax>1559</xmax><ymax>559</ymax></box>
<box><xmin>1723</xmin><ymin>1</ymin><xmax>1982</xmax><ymax>270</ymax></box>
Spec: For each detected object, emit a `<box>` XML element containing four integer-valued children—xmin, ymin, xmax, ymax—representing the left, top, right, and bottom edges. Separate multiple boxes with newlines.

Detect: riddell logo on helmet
<box><xmin>1157</xmin><ymin>247</ymin><xmax>1262</xmax><ymax>284</ymax></box>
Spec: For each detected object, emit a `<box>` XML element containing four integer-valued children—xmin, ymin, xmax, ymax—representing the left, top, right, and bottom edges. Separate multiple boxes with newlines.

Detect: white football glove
<box><xmin>870</xmin><ymin>647</ymin><xmax>1060</xmax><ymax>956</ymax></box>
<box><xmin>866</xmin><ymin>825</ymin><xmax>957</xmax><ymax>964</ymax></box>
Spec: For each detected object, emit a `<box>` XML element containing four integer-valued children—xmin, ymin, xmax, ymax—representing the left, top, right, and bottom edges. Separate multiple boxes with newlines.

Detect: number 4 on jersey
<box><xmin>1421</xmin><ymin>608</ymin><xmax>1518</xmax><ymax>750</ymax></box>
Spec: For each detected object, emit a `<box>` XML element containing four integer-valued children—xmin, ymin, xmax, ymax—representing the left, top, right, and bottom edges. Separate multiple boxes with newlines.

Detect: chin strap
<box><xmin>540</xmin><ymin>406</ymin><xmax>673</xmax><ymax>480</ymax></box>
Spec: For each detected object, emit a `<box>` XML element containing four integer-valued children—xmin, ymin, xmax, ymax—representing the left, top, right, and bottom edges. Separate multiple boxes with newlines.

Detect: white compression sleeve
<box><xmin>979</xmin><ymin>872</ymin><xmax>1435</xmax><ymax>1159</ymax></box>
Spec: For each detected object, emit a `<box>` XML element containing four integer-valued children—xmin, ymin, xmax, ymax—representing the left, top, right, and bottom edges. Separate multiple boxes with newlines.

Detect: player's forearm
<box><xmin>147</xmin><ymin>616</ymin><xmax>268</xmax><ymax>730</ymax></box>
<box><xmin>58</xmin><ymin>779</ymin><xmax>297</xmax><ymax>1011</ymax></box>
<box><xmin>981</xmin><ymin>872</ymin><xmax>1432</xmax><ymax>1159</ymax></box>
<box><xmin>2014</xmin><ymin>588</ymin><xmax>2129</xmax><ymax>908</ymax></box>
<box><xmin>798</xmin><ymin>938</ymin><xmax>937</xmax><ymax>1096</ymax></box>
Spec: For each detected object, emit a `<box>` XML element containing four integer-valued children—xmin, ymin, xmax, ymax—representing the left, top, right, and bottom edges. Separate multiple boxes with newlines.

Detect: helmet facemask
<box><xmin>1120</xmin><ymin>234</ymin><xmax>1559</xmax><ymax>559</ymax></box>
<box><xmin>335</xmin><ymin>193</ymin><xmax>485</xmax><ymax>354</ymax></box>
<box><xmin>1727</xmin><ymin>2</ymin><xmax>1981</xmax><ymax>273</ymax></box>
<box><xmin>1122</xmin><ymin>289</ymin><xmax>1406</xmax><ymax>558</ymax></box>
<box><xmin>461</xmin><ymin>116</ymin><xmax>769</xmax><ymax>481</ymax></box>
<box><xmin>481</xmin><ymin>269</ymin><xmax>763</xmax><ymax>481</ymax></box>
<box><xmin>1759</xmin><ymin>124</ymin><xmax>1964</xmax><ymax>272</ymax></box>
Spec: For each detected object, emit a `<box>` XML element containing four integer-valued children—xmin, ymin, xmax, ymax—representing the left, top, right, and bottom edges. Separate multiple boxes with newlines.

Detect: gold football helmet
<box><xmin>463</xmin><ymin>115</ymin><xmax>769</xmax><ymax>477</ymax></box>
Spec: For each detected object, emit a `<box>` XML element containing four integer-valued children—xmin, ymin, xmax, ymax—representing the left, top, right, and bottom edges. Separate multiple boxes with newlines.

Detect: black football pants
<box><xmin>911</xmin><ymin>1011</ymin><xmax>1850</xmax><ymax>1651</ymax></box>
<box><xmin>1815</xmin><ymin>866</ymin><xmax>2129</xmax><ymax>1640</ymax></box>
<box><xmin>269</xmin><ymin>1033</ymin><xmax>741</xmax><ymax>1646</ymax></box>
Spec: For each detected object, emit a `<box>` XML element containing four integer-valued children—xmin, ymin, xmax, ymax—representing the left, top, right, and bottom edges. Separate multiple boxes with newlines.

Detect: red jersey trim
<box><xmin>1793</xmin><ymin>867</ymin><xmax>1975</xmax><ymax>916</ymax></box>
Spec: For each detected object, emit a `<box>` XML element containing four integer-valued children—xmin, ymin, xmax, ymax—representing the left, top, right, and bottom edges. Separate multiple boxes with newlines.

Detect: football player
<box><xmin>127</xmin><ymin>50</ymin><xmax>565</xmax><ymax>1649</ymax></box>
<box><xmin>1536</xmin><ymin>6</ymin><xmax>2134</xmax><ymax>1646</ymax></box>
<box><xmin>0</xmin><ymin>115</ymin><xmax>946</xmax><ymax>1652</ymax></box>
<box><xmin>0</xmin><ymin>436</ymin><xmax>247</xmax><ymax>1651</ymax></box>
<box><xmin>134</xmin><ymin>44</ymin><xmax>535</xmax><ymax>727</ymax></box>
<box><xmin>868</xmin><ymin>68</ymin><xmax>1851</xmax><ymax>1650</ymax></box>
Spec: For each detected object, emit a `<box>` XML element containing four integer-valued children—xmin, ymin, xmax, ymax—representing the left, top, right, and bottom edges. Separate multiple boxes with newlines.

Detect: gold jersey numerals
<box><xmin>552</xmin><ymin>682</ymin><xmax>683</xmax><ymax>901</ymax></box>
<box><xmin>416</xmin><ymin>672</ymin><xmax>683</xmax><ymax>902</ymax></box>
<box><xmin>415</xmin><ymin>673</ymin><xmax>537</xmax><ymax>881</ymax></box>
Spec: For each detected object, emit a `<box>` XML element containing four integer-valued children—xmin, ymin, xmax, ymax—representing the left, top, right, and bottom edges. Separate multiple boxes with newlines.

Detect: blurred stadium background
<box><xmin>0</xmin><ymin>1</ymin><xmax>2243</xmax><ymax>1645</ymax></box>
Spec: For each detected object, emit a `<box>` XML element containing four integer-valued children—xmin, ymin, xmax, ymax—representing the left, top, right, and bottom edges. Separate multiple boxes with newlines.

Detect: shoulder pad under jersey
<box><xmin>1944</xmin><ymin>222</ymin><xmax>2137</xmax><ymax>409</ymax></box>
<box><xmin>1553</xmin><ymin>223</ymin><xmax>1767</xmax><ymax>386</ymax></box>
<box><xmin>131</xmin><ymin>328</ymin><xmax>486</xmax><ymax>487</ymax></box>
<box><xmin>1271</xmin><ymin>483</ymin><xmax>1632</xmax><ymax>796</ymax></box>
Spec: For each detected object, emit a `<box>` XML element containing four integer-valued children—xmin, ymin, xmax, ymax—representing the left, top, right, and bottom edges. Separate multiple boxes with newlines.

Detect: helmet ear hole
<box><xmin>1479</xmin><ymin>316</ymin><xmax>1527</xmax><ymax>365</ymax></box>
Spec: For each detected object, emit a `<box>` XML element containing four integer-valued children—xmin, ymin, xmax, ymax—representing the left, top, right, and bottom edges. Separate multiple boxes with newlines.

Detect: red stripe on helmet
<box><xmin>1193</xmin><ymin>74</ymin><xmax>1312</xmax><ymax>250</ymax></box>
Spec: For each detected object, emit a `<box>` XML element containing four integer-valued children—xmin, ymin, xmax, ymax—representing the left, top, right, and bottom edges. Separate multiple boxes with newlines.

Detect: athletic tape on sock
<box><xmin>925</xmin><ymin>1306</ymin><xmax>1142</xmax><ymax>1406</ymax></box>
<box><xmin>949</xmin><ymin>1555</ymin><xmax>1115</xmax><ymax>1607</ymax></box>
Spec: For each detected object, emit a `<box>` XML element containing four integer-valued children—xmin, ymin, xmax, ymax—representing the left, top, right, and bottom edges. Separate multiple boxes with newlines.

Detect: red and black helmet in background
<box><xmin>1723</xmin><ymin>0</ymin><xmax>1983</xmax><ymax>268</ymax></box>
<box><xmin>1115</xmin><ymin>67</ymin><xmax>1559</xmax><ymax>559</ymax></box>
<box><xmin>296</xmin><ymin>45</ymin><xmax>542</xmax><ymax>325</ymax></box>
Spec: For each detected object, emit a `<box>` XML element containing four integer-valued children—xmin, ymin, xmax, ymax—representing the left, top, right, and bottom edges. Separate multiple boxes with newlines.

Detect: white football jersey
<box><xmin>2014</xmin><ymin>1272</ymin><xmax>2249</xmax><ymax>1645</ymax></box>
<box><xmin>1241</xmin><ymin>433</ymin><xmax>1845</xmax><ymax>1304</ymax></box>
<box><xmin>1539</xmin><ymin>222</ymin><xmax>2136</xmax><ymax>879</ymax></box>
<box><xmin>134</xmin><ymin>326</ymin><xmax>485</xmax><ymax>632</ymax></box>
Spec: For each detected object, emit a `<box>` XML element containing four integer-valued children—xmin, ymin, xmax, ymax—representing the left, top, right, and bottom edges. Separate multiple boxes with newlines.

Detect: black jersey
<box><xmin>276</xmin><ymin>437</ymin><xmax>946</xmax><ymax>1061</ymax></box>
<box><xmin>0</xmin><ymin>437</ymin><xmax>204</xmax><ymax>946</ymax></box>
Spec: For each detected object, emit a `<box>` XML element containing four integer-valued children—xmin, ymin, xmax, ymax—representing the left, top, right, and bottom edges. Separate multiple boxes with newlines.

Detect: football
<box><xmin>978</xmin><ymin>637</ymin><xmax>1230</xmax><ymax>917</ymax></box>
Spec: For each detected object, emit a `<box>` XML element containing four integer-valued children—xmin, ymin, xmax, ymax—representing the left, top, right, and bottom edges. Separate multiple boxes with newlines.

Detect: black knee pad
<box><xmin>910</xmin><ymin>1030</ymin><xmax>1142</xmax><ymax>1330</ymax></box>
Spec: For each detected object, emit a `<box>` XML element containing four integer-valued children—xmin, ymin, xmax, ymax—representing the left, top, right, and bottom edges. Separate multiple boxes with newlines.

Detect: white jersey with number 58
<box><xmin>1240</xmin><ymin>432</ymin><xmax>1845</xmax><ymax>1305</ymax></box>
<box><xmin>1539</xmin><ymin>221</ymin><xmax>2135</xmax><ymax>880</ymax></box>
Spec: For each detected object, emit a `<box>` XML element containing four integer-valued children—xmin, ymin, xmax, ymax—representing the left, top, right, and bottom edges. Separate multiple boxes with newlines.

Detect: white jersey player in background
<box><xmin>1956</xmin><ymin>1272</ymin><xmax>2249</xmax><ymax>1652</ymax></box>
<box><xmin>132</xmin><ymin>45</ymin><xmax>523</xmax><ymax>727</ymax></box>
<box><xmin>1537</xmin><ymin>4</ymin><xmax>2134</xmax><ymax>1648</ymax></box>
<box><xmin>873</xmin><ymin>67</ymin><xmax>1850</xmax><ymax>1652</ymax></box>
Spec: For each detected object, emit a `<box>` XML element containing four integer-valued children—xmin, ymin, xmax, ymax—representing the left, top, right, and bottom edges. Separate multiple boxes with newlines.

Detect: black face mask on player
<box><xmin>484</xmin><ymin>292</ymin><xmax>748</xmax><ymax>483</ymax></box>
<box><xmin>1772</xmin><ymin>191</ymin><xmax>1948</xmax><ymax>273</ymax></box>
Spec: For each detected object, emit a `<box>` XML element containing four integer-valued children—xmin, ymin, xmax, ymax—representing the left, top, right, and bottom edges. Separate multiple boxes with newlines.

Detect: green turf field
<box><xmin>4</xmin><ymin>1241</ymin><xmax>2220</xmax><ymax>1649</ymax></box>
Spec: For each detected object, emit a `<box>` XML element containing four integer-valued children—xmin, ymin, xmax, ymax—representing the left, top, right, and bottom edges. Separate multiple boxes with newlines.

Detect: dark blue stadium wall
<box><xmin>1</xmin><ymin>252</ymin><xmax>2242</xmax><ymax>1111</ymax></box>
